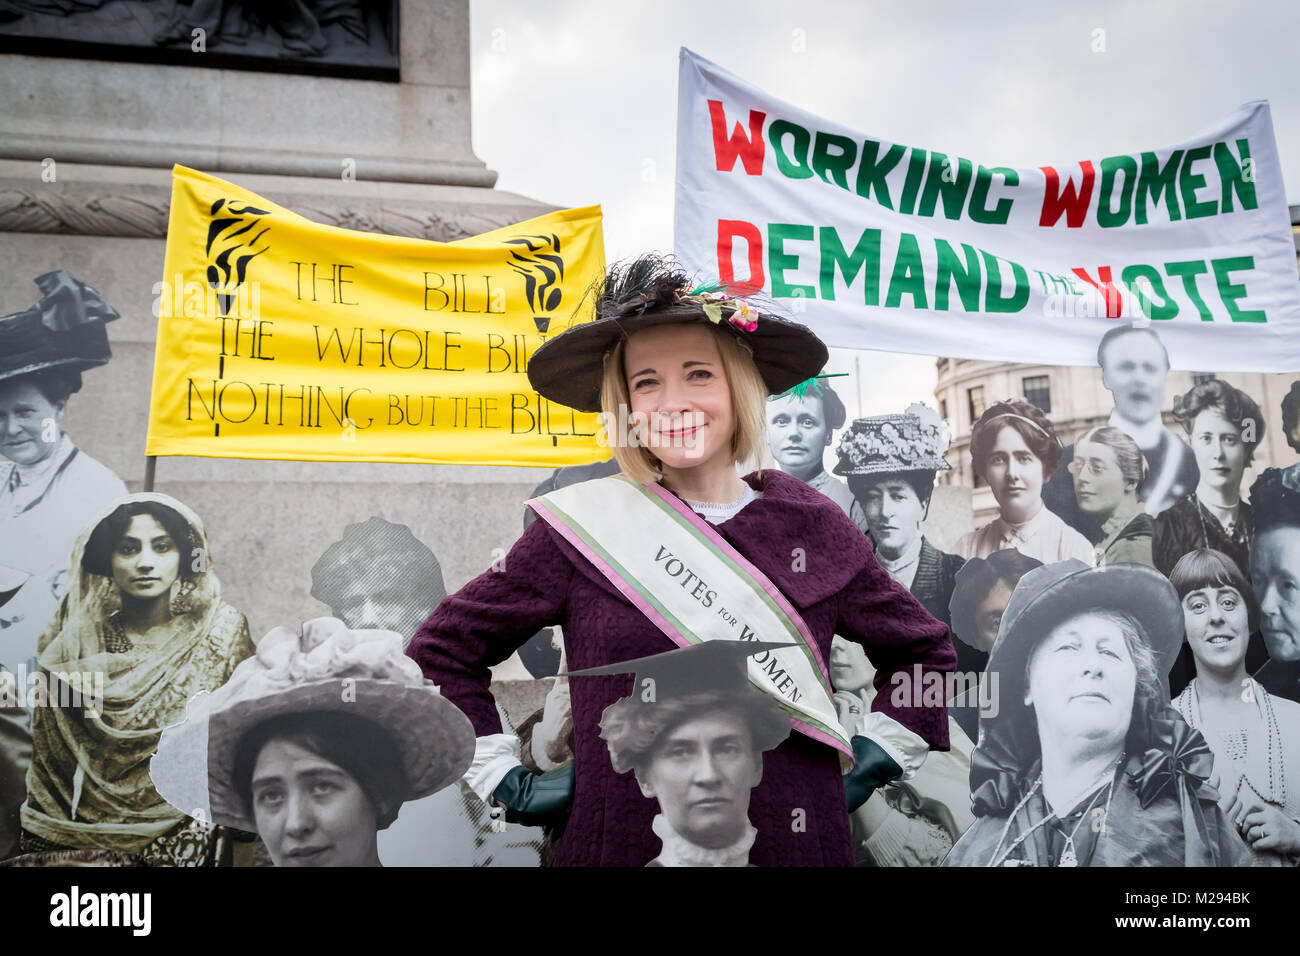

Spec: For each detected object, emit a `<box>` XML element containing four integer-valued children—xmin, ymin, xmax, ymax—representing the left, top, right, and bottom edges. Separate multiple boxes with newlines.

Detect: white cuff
<box><xmin>861</xmin><ymin>712</ymin><xmax>930</xmax><ymax>780</ymax></box>
<box><xmin>463</xmin><ymin>733</ymin><xmax>524</xmax><ymax>803</ymax></box>
<box><xmin>861</xmin><ymin>804</ymin><xmax>913</xmax><ymax>866</ymax></box>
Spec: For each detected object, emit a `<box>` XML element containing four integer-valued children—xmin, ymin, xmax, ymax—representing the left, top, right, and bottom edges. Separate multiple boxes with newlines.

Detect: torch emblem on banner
<box><xmin>505</xmin><ymin>233</ymin><xmax>564</xmax><ymax>332</ymax></box>
<box><xmin>205</xmin><ymin>198</ymin><xmax>271</xmax><ymax>318</ymax></box>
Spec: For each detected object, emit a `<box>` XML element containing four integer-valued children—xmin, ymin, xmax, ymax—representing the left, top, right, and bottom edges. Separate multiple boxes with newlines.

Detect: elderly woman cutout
<box><xmin>944</xmin><ymin>561</ymin><xmax>1252</xmax><ymax>867</ymax></box>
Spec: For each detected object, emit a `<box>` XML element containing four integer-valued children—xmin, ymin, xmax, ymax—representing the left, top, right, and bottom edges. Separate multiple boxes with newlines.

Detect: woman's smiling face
<box><xmin>624</xmin><ymin>324</ymin><xmax>736</xmax><ymax>473</ymax></box>
<box><xmin>1182</xmin><ymin>585</ymin><xmax>1250</xmax><ymax>674</ymax></box>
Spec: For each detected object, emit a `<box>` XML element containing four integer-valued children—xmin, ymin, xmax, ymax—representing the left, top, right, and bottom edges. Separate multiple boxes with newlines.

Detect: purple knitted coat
<box><xmin>408</xmin><ymin>470</ymin><xmax>957</xmax><ymax>866</ymax></box>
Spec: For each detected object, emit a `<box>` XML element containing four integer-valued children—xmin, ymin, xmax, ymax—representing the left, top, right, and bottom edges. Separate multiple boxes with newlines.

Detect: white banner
<box><xmin>674</xmin><ymin>48</ymin><xmax>1300</xmax><ymax>372</ymax></box>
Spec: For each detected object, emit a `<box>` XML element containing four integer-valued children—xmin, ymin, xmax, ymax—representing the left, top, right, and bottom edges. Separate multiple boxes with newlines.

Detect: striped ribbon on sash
<box><xmin>529</xmin><ymin>475</ymin><xmax>853</xmax><ymax>768</ymax></box>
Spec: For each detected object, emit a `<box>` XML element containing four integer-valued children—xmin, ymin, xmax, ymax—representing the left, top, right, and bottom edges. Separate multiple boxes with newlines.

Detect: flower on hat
<box><xmin>728</xmin><ymin>302</ymin><xmax>759</xmax><ymax>332</ymax></box>
<box><xmin>677</xmin><ymin>282</ymin><xmax>760</xmax><ymax>332</ymax></box>
<box><xmin>229</xmin><ymin>617</ymin><xmax>432</xmax><ymax>702</ymax></box>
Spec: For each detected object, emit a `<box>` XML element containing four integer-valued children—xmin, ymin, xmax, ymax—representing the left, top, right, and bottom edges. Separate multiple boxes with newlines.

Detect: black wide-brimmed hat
<box><xmin>989</xmin><ymin>561</ymin><xmax>1183</xmax><ymax>701</ymax></box>
<box><xmin>0</xmin><ymin>271</ymin><xmax>119</xmax><ymax>385</ymax></box>
<box><xmin>526</xmin><ymin>257</ymin><xmax>828</xmax><ymax>413</ymax></box>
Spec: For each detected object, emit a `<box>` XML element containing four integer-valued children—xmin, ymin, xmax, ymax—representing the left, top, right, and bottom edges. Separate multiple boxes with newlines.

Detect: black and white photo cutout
<box><xmin>575</xmin><ymin>641</ymin><xmax>793</xmax><ymax>867</ymax></box>
<box><xmin>1069</xmin><ymin>427</ymin><xmax>1154</xmax><ymax>568</ymax></box>
<box><xmin>311</xmin><ymin>517</ymin><xmax>447</xmax><ymax>646</ymax></box>
<box><xmin>151</xmin><ymin>618</ymin><xmax>476</xmax><ymax>868</ymax></box>
<box><xmin>22</xmin><ymin>494</ymin><xmax>255</xmax><ymax>865</ymax></box>
<box><xmin>312</xmin><ymin>518</ymin><xmax>542</xmax><ymax>866</ymax></box>
<box><xmin>1169</xmin><ymin>548</ymin><xmax>1300</xmax><ymax>864</ymax></box>
<box><xmin>1250</xmin><ymin>466</ymin><xmax>1300</xmax><ymax>705</ymax></box>
<box><xmin>1153</xmin><ymin>379</ymin><xmax>1265</xmax><ymax>579</ymax></box>
<box><xmin>1281</xmin><ymin>381</ymin><xmax>1300</xmax><ymax>455</ymax></box>
<box><xmin>946</xmin><ymin>548</ymin><xmax>1044</xmax><ymax>740</ymax></box>
<box><xmin>765</xmin><ymin>375</ymin><xmax>858</xmax><ymax>526</ymax></box>
<box><xmin>1044</xmin><ymin>325</ymin><xmax>1198</xmax><ymax>540</ymax></box>
<box><xmin>0</xmin><ymin>271</ymin><xmax>127</xmax><ymax>674</ymax></box>
<box><xmin>829</xmin><ymin>636</ymin><xmax>974</xmax><ymax>866</ymax></box>
<box><xmin>834</xmin><ymin>404</ymin><xmax>965</xmax><ymax>644</ymax></box>
<box><xmin>944</xmin><ymin>560</ymin><xmax>1254</xmax><ymax>867</ymax></box>
<box><xmin>956</xmin><ymin>400</ymin><xmax>1094</xmax><ymax>566</ymax></box>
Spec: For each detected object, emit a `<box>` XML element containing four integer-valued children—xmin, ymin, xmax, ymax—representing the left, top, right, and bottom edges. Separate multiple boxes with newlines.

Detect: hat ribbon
<box><xmin>1130</xmin><ymin>716</ymin><xmax>1214</xmax><ymax>809</ymax></box>
<box><xmin>969</xmin><ymin>745</ymin><xmax>1024</xmax><ymax>817</ymax></box>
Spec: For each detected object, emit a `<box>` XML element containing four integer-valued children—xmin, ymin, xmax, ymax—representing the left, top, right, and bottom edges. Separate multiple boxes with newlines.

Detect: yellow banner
<box><xmin>146</xmin><ymin>166</ymin><xmax>606</xmax><ymax>466</ymax></box>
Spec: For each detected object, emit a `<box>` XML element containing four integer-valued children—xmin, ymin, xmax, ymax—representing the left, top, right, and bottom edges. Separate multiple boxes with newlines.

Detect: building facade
<box><xmin>936</xmin><ymin>204</ymin><xmax>1300</xmax><ymax>525</ymax></box>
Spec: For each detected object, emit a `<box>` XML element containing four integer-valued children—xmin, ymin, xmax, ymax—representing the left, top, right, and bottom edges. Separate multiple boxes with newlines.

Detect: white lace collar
<box><xmin>681</xmin><ymin>484</ymin><xmax>760</xmax><ymax>525</ymax></box>
<box><xmin>649</xmin><ymin>814</ymin><xmax>756</xmax><ymax>867</ymax></box>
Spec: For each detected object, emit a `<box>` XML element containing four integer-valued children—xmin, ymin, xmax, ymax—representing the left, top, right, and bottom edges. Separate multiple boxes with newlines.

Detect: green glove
<box><xmin>844</xmin><ymin>735</ymin><xmax>903</xmax><ymax>813</ymax></box>
<box><xmin>491</xmin><ymin>762</ymin><xmax>575</xmax><ymax>828</ymax></box>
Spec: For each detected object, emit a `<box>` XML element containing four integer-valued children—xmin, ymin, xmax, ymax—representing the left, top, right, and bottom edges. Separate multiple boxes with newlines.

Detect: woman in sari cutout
<box><xmin>19</xmin><ymin>493</ymin><xmax>254</xmax><ymax>865</ymax></box>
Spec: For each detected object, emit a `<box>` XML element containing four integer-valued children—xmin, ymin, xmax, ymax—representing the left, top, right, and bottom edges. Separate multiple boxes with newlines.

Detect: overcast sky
<box><xmin>468</xmin><ymin>0</ymin><xmax>1300</xmax><ymax>417</ymax></box>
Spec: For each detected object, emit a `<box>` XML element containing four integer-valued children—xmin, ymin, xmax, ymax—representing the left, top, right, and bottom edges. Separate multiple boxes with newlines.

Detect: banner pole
<box><xmin>143</xmin><ymin>455</ymin><xmax>156</xmax><ymax>493</ymax></box>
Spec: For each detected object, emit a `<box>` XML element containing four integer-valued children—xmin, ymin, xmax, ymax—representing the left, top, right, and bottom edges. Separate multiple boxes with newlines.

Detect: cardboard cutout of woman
<box><xmin>1070</xmin><ymin>426</ymin><xmax>1155</xmax><ymax>567</ymax></box>
<box><xmin>1154</xmin><ymin>379</ymin><xmax>1264</xmax><ymax>579</ymax></box>
<box><xmin>578</xmin><ymin>642</ymin><xmax>792</xmax><ymax>867</ymax></box>
<box><xmin>957</xmin><ymin>400</ymin><xmax>1094</xmax><ymax>566</ymax></box>
<box><xmin>1250</xmin><ymin>466</ymin><xmax>1300</xmax><ymax>705</ymax></box>
<box><xmin>1170</xmin><ymin>549</ymin><xmax>1300</xmax><ymax>864</ymax></box>
<box><xmin>944</xmin><ymin>561</ymin><xmax>1252</xmax><ymax>867</ymax></box>
<box><xmin>1044</xmin><ymin>325</ymin><xmax>1198</xmax><ymax>541</ymax></box>
<box><xmin>0</xmin><ymin>272</ymin><xmax>127</xmax><ymax>674</ymax></box>
<box><xmin>152</xmin><ymin>618</ymin><xmax>475</xmax><ymax>867</ymax></box>
<box><xmin>834</xmin><ymin>404</ymin><xmax>965</xmax><ymax>649</ymax></box>
<box><xmin>829</xmin><ymin>636</ymin><xmax>975</xmax><ymax>866</ymax></box>
<box><xmin>20</xmin><ymin>493</ymin><xmax>254</xmax><ymax>864</ymax></box>
<box><xmin>765</xmin><ymin>376</ymin><xmax>861</xmax><ymax>529</ymax></box>
<box><xmin>310</xmin><ymin>518</ymin><xmax>541</xmax><ymax>866</ymax></box>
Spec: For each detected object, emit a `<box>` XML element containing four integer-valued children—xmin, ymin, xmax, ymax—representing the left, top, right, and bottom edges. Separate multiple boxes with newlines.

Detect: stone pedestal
<box><xmin>0</xmin><ymin>0</ymin><xmax>566</xmax><ymax>677</ymax></box>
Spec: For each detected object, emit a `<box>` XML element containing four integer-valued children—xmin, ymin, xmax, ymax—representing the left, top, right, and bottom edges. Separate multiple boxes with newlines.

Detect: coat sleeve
<box><xmin>406</xmin><ymin>517</ymin><xmax>574</xmax><ymax>737</ymax></box>
<box><xmin>835</xmin><ymin>550</ymin><xmax>957</xmax><ymax>755</ymax></box>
